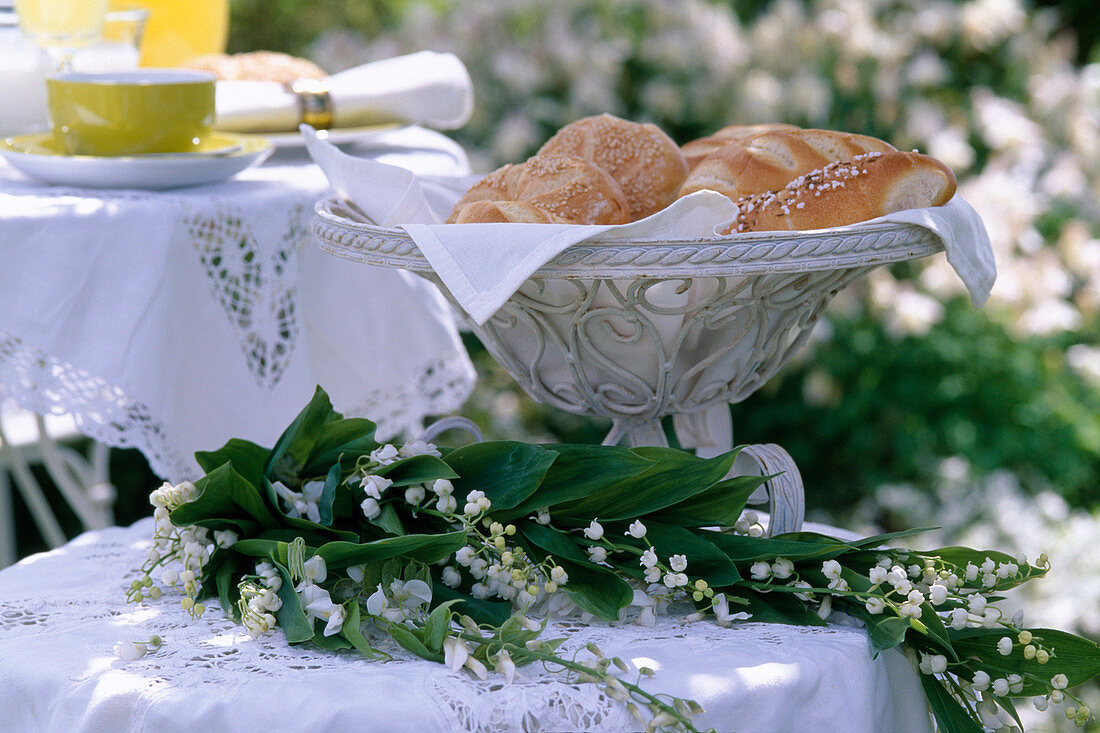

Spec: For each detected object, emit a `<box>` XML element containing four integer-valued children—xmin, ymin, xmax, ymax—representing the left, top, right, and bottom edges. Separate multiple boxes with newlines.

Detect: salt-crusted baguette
<box><xmin>535</xmin><ymin>113</ymin><xmax>688</xmax><ymax>220</ymax></box>
<box><xmin>451</xmin><ymin>200</ymin><xmax>571</xmax><ymax>224</ymax></box>
<box><xmin>514</xmin><ymin>155</ymin><xmax>631</xmax><ymax>225</ymax></box>
<box><xmin>680</xmin><ymin>128</ymin><xmax>896</xmax><ymax>201</ymax></box>
<box><xmin>681</xmin><ymin>123</ymin><xmax>800</xmax><ymax>170</ymax></box>
<box><xmin>723</xmin><ymin>151</ymin><xmax>956</xmax><ymax>233</ymax></box>
<box><xmin>446</xmin><ymin>163</ymin><xmax>525</xmax><ymax>223</ymax></box>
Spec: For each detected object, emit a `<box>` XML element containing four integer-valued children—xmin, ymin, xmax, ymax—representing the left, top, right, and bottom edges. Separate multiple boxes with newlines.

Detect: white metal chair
<box><xmin>0</xmin><ymin>399</ymin><xmax>116</xmax><ymax>568</ymax></box>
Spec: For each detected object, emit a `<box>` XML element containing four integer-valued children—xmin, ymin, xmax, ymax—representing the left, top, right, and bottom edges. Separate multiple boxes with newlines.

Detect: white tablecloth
<box><xmin>0</xmin><ymin>128</ymin><xmax>475</xmax><ymax>481</ymax></box>
<box><xmin>0</xmin><ymin>518</ymin><xmax>933</xmax><ymax>733</ymax></box>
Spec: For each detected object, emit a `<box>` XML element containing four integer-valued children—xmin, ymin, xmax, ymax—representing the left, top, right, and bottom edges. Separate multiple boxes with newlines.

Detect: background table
<box><xmin>0</xmin><ymin>519</ymin><xmax>933</xmax><ymax>733</ymax></box>
<box><xmin>0</xmin><ymin>128</ymin><xmax>476</xmax><ymax>483</ymax></box>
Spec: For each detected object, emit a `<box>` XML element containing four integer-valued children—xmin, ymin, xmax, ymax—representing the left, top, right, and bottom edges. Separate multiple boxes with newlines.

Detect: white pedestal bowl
<box><xmin>312</xmin><ymin>197</ymin><xmax>946</xmax><ymax>534</ymax></box>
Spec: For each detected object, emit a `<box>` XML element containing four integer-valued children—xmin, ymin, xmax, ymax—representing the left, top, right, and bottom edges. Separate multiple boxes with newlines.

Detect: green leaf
<box><xmin>708</xmin><ymin>532</ymin><xmax>849</xmax><ymax>564</ymax></box>
<box><xmin>389</xmin><ymin>624</ymin><xmax>442</xmax><ymax>663</ymax></box>
<box><xmin>808</xmin><ymin>527</ymin><xmax>935</xmax><ymax>550</ymax></box>
<box><xmin>260</xmin><ymin>476</ymin><xmax>359</xmax><ymax>541</ymax></box>
<box><xmin>517</xmin><ymin>521</ymin><xmax>589</xmax><ymax>564</ymax></box>
<box><xmin>170</xmin><ymin>463</ymin><xmax>281</xmax><ymax>529</ymax></box>
<box><xmin>909</xmin><ymin>605</ymin><xmax>957</xmax><ymax>661</ymax></box>
<box><xmin>423</xmin><ymin>600</ymin><xmax>461</xmax><ymax>654</ymax></box>
<box><xmin>339</xmin><ymin>602</ymin><xmax>389</xmax><ymax>660</ymax></box>
<box><xmin>555</xmin><ymin>559</ymin><xmax>633</xmax><ymax>622</ymax></box>
<box><xmin>252</xmin><ymin>528</ymin><xmax>349</xmax><ymax>546</ymax></box>
<box><xmin>950</xmin><ymin>628</ymin><xmax>1100</xmax><ymax>695</ymax></box>
<box><xmin>432</xmin><ymin>583</ymin><xmax>512</xmax><ymax>627</ymax></box>
<box><xmin>301</xmin><ymin>417</ymin><xmax>379</xmax><ymax>476</ymax></box>
<box><xmin>920</xmin><ymin>674</ymin><xmax>983</xmax><ymax>733</ymax></box>
<box><xmin>501</xmin><ymin>444</ymin><xmax>656</xmax><ymax>520</ymax></box>
<box><xmin>446</xmin><ymin>441</ymin><xmax>557</xmax><ymax>513</ymax></box>
<box><xmin>554</xmin><ymin>450</ymin><xmax>738</xmax><ymax>521</ymax></box>
<box><xmin>376</xmin><ymin>454</ymin><xmax>459</xmax><ymax>487</ymax></box>
<box><xmin>924</xmin><ymin>546</ymin><xmax>1047</xmax><ymax>591</ymax></box>
<box><xmin>372</xmin><ymin>502</ymin><xmax>407</xmax><ymax>536</ymax></box>
<box><xmin>655</xmin><ymin>473</ymin><xmax>769</xmax><ymax>527</ymax></box>
<box><xmin>314</xmin><ymin>531</ymin><xmax>467</xmax><ymax>569</ymax></box>
<box><xmin>317</xmin><ymin>463</ymin><xmax>342</xmax><ymax>527</ymax></box>
<box><xmin>184</xmin><ymin>516</ymin><xmax>262</xmax><ymax>535</ymax></box>
<box><xmin>272</xmin><ymin>563</ymin><xmax>314</xmax><ymax>644</ymax></box>
<box><xmin>194</xmin><ymin>438</ymin><xmax>270</xmax><ymax>489</ymax></box>
<box><xmin>497</xmin><ymin>614</ymin><xmax>543</xmax><ymax>649</ymax></box>
<box><xmin>519</xmin><ymin>521</ymin><xmax>631</xmax><ymax>621</ymax></box>
<box><xmin>265</xmin><ymin>386</ymin><xmax>340</xmax><ymax>484</ymax></box>
<box><xmin>311</xmin><ymin>632</ymin><xmax>353</xmax><ymax>651</ymax></box>
<box><xmin>215</xmin><ymin>554</ymin><xmax>243</xmax><ymax>621</ymax></box>
<box><xmin>865</xmin><ymin>614</ymin><xmax>911</xmax><ymax>655</ymax></box>
<box><xmin>737</xmin><ymin>587</ymin><xmax>827</xmax><ymax>626</ymax></box>
<box><xmin>232</xmin><ymin>538</ymin><xmax>288</xmax><ymax>564</ymax></box>
<box><xmin>641</xmin><ymin>522</ymin><xmax>740</xmax><ymax>586</ymax></box>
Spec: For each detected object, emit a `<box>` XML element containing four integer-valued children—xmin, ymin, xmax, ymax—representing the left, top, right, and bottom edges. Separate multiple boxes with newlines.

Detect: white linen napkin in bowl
<box><xmin>215</xmin><ymin>51</ymin><xmax>474</xmax><ymax>133</ymax></box>
<box><xmin>304</xmin><ymin>126</ymin><xmax>996</xmax><ymax>325</ymax></box>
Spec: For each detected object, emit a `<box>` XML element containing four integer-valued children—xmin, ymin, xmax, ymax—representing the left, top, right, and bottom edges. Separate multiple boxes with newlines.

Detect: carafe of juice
<box><xmin>111</xmin><ymin>0</ymin><xmax>227</xmax><ymax>67</ymax></box>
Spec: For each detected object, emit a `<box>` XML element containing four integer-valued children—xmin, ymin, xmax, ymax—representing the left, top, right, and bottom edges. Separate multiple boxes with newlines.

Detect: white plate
<box><xmin>257</xmin><ymin>124</ymin><xmax>399</xmax><ymax>149</ymax></box>
<box><xmin>0</xmin><ymin>132</ymin><xmax>273</xmax><ymax>190</ymax></box>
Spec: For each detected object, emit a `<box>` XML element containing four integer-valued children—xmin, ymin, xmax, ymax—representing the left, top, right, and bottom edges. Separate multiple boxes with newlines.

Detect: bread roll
<box><xmin>723</xmin><ymin>151</ymin><xmax>957</xmax><ymax>233</ymax></box>
<box><xmin>183</xmin><ymin>51</ymin><xmax>326</xmax><ymax>83</ymax></box>
<box><xmin>451</xmin><ymin>200</ymin><xmax>570</xmax><ymax>224</ymax></box>
<box><xmin>535</xmin><ymin>113</ymin><xmax>688</xmax><ymax>220</ymax></box>
<box><xmin>446</xmin><ymin>163</ymin><xmax>525</xmax><ymax>223</ymax></box>
<box><xmin>513</xmin><ymin>155</ymin><xmax>631</xmax><ymax>225</ymax></box>
<box><xmin>680</xmin><ymin>129</ymin><xmax>896</xmax><ymax>201</ymax></box>
<box><xmin>682</xmin><ymin>123</ymin><xmax>800</xmax><ymax>170</ymax></box>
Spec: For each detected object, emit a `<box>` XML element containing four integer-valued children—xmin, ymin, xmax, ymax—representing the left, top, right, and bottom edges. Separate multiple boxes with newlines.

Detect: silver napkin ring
<box><xmin>291</xmin><ymin>79</ymin><xmax>334</xmax><ymax>129</ymax></box>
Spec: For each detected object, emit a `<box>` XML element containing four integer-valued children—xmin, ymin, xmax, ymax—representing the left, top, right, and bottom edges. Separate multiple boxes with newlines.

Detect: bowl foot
<box><xmin>605</xmin><ymin>410</ymin><xmax>805</xmax><ymax>536</ymax></box>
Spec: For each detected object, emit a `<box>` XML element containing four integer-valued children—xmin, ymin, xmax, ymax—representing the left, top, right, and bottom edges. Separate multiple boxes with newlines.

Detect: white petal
<box><xmin>365</xmin><ymin>585</ymin><xmax>388</xmax><ymax>616</ymax></box>
<box><xmin>323</xmin><ymin>604</ymin><xmax>347</xmax><ymax>636</ymax></box>
<box><xmin>402</xmin><ymin>579</ymin><xmax>433</xmax><ymax>606</ymax></box>
<box><xmin>443</xmin><ymin>637</ymin><xmax>468</xmax><ymax>672</ymax></box>
<box><xmin>465</xmin><ymin>655</ymin><xmax>489</xmax><ymax>680</ymax></box>
<box><xmin>302</xmin><ymin>556</ymin><xmax>328</xmax><ymax>584</ymax></box>
<box><xmin>496</xmin><ymin>652</ymin><xmax>517</xmax><ymax>684</ymax></box>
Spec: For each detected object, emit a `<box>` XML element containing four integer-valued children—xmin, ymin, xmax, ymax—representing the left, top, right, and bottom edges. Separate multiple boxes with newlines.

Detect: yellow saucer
<box><xmin>2</xmin><ymin>131</ymin><xmax>266</xmax><ymax>159</ymax></box>
<box><xmin>0</xmin><ymin>132</ymin><xmax>273</xmax><ymax>189</ymax></box>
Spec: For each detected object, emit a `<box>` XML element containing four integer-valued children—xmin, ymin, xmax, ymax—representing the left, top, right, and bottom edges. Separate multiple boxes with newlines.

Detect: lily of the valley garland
<box><xmin>124</xmin><ymin>388</ymin><xmax>1100</xmax><ymax>732</ymax></box>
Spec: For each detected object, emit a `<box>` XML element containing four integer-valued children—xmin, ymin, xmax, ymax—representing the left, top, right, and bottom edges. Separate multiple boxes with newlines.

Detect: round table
<box><xmin>0</xmin><ymin>518</ymin><xmax>933</xmax><ymax>733</ymax></box>
<box><xmin>0</xmin><ymin>128</ymin><xmax>475</xmax><ymax>482</ymax></box>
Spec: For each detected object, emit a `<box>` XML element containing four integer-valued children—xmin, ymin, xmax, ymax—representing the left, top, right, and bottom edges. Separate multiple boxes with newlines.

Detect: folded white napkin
<box><xmin>215</xmin><ymin>51</ymin><xmax>474</xmax><ymax>133</ymax></box>
<box><xmin>305</xmin><ymin>126</ymin><xmax>996</xmax><ymax>325</ymax></box>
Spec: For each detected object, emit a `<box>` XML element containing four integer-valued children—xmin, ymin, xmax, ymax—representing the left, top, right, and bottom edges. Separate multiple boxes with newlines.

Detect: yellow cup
<box><xmin>46</xmin><ymin>68</ymin><xmax>214</xmax><ymax>156</ymax></box>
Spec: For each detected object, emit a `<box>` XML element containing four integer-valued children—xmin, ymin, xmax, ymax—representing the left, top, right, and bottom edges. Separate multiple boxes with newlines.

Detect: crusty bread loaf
<box><xmin>680</xmin><ymin>129</ymin><xmax>897</xmax><ymax>201</ymax></box>
<box><xmin>682</xmin><ymin>123</ymin><xmax>800</xmax><ymax>170</ymax></box>
<box><xmin>535</xmin><ymin>113</ymin><xmax>688</xmax><ymax>220</ymax></box>
<box><xmin>451</xmin><ymin>200</ymin><xmax>570</xmax><ymax>224</ymax></box>
<box><xmin>723</xmin><ymin>151</ymin><xmax>957</xmax><ymax>233</ymax></box>
<box><xmin>513</xmin><ymin>155</ymin><xmax>631</xmax><ymax>225</ymax></box>
<box><xmin>183</xmin><ymin>51</ymin><xmax>326</xmax><ymax>84</ymax></box>
<box><xmin>446</xmin><ymin>163</ymin><xmax>525</xmax><ymax>223</ymax></box>
<box><xmin>444</xmin><ymin>119</ymin><xmax>955</xmax><ymax>232</ymax></box>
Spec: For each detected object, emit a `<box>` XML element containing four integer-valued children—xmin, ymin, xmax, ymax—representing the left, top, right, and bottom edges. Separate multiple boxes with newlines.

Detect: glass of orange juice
<box><xmin>109</xmin><ymin>0</ymin><xmax>227</xmax><ymax>67</ymax></box>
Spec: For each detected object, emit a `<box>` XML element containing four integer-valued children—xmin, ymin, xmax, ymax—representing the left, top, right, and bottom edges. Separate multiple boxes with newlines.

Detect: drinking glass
<box><xmin>14</xmin><ymin>0</ymin><xmax>108</xmax><ymax>71</ymax></box>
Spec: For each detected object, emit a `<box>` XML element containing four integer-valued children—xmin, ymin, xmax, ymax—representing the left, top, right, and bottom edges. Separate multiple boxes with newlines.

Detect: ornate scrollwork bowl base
<box><xmin>313</xmin><ymin>197</ymin><xmax>946</xmax><ymax>535</ymax></box>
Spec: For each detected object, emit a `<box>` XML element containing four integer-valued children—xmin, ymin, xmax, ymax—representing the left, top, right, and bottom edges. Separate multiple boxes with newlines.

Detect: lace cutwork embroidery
<box><xmin>183</xmin><ymin>201</ymin><xmax>303</xmax><ymax>389</ymax></box>
<box><xmin>0</xmin><ymin>331</ymin><xmax>192</xmax><ymax>481</ymax></box>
